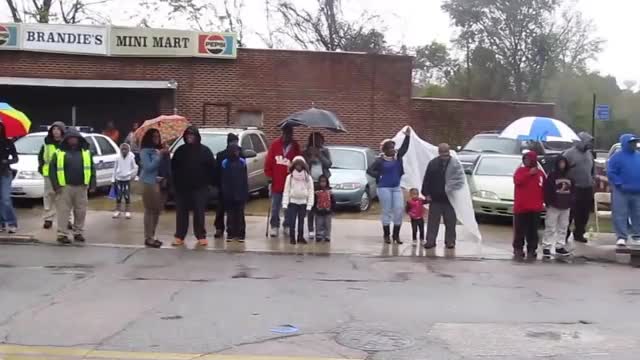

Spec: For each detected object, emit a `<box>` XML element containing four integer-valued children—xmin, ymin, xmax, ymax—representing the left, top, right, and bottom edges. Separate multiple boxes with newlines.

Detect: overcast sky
<box><xmin>1</xmin><ymin>0</ymin><xmax>638</xmax><ymax>85</ymax></box>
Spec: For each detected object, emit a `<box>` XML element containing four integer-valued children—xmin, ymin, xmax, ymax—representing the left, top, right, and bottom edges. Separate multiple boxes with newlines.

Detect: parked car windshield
<box><xmin>172</xmin><ymin>133</ymin><xmax>228</xmax><ymax>154</ymax></box>
<box><xmin>14</xmin><ymin>135</ymin><xmax>45</xmax><ymax>155</ymax></box>
<box><xmin>462</xmin><ymin>137</ymin><xmax>519</xmax><ymax>154</ymax></box>
<box><xmin>328</xmin><ymin>148</ymin><xmax>366</xmax><ymax>170</ymax></box>
<box><xmin>475</xmin><ymin>157</ymin><xmax>522</xmax><ymax>176</ymax></box>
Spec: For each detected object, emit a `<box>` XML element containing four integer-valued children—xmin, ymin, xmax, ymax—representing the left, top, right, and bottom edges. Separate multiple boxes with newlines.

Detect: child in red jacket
<box><xmin>513</xmin><ymin>151</ymin><xmax>546</xmax><ymax>260</ymax></box>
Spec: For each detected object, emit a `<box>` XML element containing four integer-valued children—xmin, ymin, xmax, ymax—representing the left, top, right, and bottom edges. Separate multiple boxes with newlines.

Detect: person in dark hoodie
<box><xmin>220</xmin><ymin>143</ymin><xmax>249</xmax><ymax>242</ymax></box>
<box><xmin>0</xmin><ymin>121</ymin><xmax>18</xmax><ymax>233</ymax></box>
<box><xmin>563</xmin><ymin>131</ymin><xmax>595</xmax><ymax>243</ymax></box>
<box><xmin>171</xmin><ymin>126</ymin><xmax>216</xmax><ymax>247</ymax></box>
<box><xmin>38</xmin><ymin>121</ymin><xmax>65</xmax><ymax>229</ymax></box>
<box><xmin>214</xmin><ymin>133</ymin><xmax>242</xmax><ymax>238</ymax></box>
<box><xmin>513</xmin><ymin>151</ymin><xmax>545</xmax><ymax>260</ymax></box>
<box><xmin>542</xmin><ymin>156</ymin><xmax>574</xmax><ymax>257</ymax></box>
<box><xmin>607</xmin><ymin>134</ymin><xmax>640</xmax><ymax>247</ymax></box>
<box><xmin>49</xmin><ymin>129</ymin><xmax>96</xmax><ymax>244</ymax></box>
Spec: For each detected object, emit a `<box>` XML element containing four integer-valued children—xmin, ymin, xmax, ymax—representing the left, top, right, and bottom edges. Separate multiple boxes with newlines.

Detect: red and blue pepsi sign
<box><xmin>0</xmin><ymin>24</ymin><xmax>19</xmax><ymax>48</ymax></box>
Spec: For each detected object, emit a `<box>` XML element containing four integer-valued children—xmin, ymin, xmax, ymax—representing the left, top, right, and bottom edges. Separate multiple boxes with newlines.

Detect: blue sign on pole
<box><xmin>595</xmin><ymin>104</ymin><xmax>610</xmax><ymax>121</ymax></box>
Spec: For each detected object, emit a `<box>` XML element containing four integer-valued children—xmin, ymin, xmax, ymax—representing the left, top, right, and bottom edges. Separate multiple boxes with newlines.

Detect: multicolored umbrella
<box><xmin>0</xmin><ymin>103</ymin><xmax>32</xmax><ymax>137</ymax></box>
<box><xmin>134</xmin><ymin>115</ymin><xmax>190</xmax><ymax>143</ymax></box>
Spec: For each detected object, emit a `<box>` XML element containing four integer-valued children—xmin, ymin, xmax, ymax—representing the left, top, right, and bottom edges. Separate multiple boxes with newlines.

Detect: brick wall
<box><xmin>0</xmin><ymin>49</ymin><xmax>413</xmax><ymax>149</ymax></box>
<box><xmin>0</xmin><ymin>49</ymin><xmax>555</xmax><ymax>149</ymax></box>
<box><xmin>410</xmin><ymin>97</ymin><xmax>556</xmax><ymax>146</ymax></box>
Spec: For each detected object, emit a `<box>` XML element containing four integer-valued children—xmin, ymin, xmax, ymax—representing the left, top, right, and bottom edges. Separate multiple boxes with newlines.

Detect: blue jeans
<box><xmin>270</xmin><ymin>192</ymin><xmax>290</xmax><ymax>229</ymax></box>
<box><xmin>612</xmin><ymin>187</ymin><xmax>640</xmax><ymax>240</ymax></box>
<box><xmin>377</xmin><ymin>186</ymin><xmax>403</xmax><ymax>226</ymax></box>
<box><xmin>0</xmin><ymin>174</ymin><xmax>17</xmax><ymax>227</ymax></box>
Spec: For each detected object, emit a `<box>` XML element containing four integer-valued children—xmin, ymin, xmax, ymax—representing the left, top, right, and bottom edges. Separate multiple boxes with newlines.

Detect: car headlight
<box><xmin>16</xmin><ymin>171</ymin><xmax>43</xmax><ymax>180</ymax></box>
<box><xmin>473</xmin><ymin>190</ymin><xmax>500</xmax><ymax>200</ymax></box>
<box><xmin>334</xmin><ymin>182</ymin><xmax>363</xmax><ymax>190</ymax></box>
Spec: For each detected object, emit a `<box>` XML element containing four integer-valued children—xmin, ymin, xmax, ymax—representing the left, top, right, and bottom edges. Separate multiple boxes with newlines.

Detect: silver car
<box><xmin>467</xmin><ymin>154</ymin><xmax>527</xmax><ymax>217</ymax></box>
<box><xmin>326</xmin><ymin>145</ymin><xmax>378</xmax><ymax>211</ymax></box>
<box><xmin>169</xmin><ymin>127</ymin><xmax>269</xmax><ymax>202</ymax></box>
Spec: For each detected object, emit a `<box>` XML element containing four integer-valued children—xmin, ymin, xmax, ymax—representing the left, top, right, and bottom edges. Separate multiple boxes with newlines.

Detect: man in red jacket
<box><xmin>265</xmin><ymin>126</ymin><xmax>301</xmax><ymax>237</ymax></box>
<box><xmin>513</xmin><ymin>151</ymin><xmax>546</xmax><ymax>260</ymax></box>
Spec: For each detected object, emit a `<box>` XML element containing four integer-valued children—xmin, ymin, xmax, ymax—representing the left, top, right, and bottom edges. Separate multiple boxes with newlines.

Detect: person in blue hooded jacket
<box><xmin>607</xmin><ymin>134</ymin><xmax>640</xmax><ymax>247</ymax></box>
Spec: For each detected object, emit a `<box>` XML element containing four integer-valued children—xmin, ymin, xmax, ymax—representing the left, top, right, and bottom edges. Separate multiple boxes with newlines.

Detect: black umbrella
<box><xmin>277</xmin><ymin>107</ymin><xmax>347</xmax><ymax>133</ymax></box>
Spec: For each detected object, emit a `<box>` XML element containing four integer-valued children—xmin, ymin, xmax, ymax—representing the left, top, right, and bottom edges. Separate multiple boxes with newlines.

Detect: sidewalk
<box><xmin>2</xmin><ymin>207</ymin><xmax>633</xmax><ymax>265</ymax></box>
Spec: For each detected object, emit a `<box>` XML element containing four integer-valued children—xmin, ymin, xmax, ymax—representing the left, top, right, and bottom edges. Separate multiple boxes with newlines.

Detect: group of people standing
<box><xmin>512</xmin><ymin>131</ymin><xmax>640</xmax><ymax>260</ymax></box>
<box><xmin>366</xmin><ymin>128</ymin><xmax>466</xmax><ymax>249</ymax></box>
<box><xmin>21</xmin><ymin>119</ymin><xmax>640</xmax><ymax>255</ymax></box>
<box><xmin>512</xmin><ymin>132</ymin><xmax>599</xmax><ymax>259</ymax></box>
<box><xmin>265</xmin><ymin>127</ymin><xmax>335</xmax><ymax>244</ymax></box>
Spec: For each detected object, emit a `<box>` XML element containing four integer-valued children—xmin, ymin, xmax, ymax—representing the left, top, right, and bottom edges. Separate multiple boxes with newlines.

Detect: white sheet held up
<box><xmin>391</xmin><ymin>126</ymin><xmax>482</xmax><ymax>243</ymax></box>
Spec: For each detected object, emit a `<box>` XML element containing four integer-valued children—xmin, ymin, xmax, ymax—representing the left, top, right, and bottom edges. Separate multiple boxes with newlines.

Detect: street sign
<box><xmin>595</xmin><ymin>104</ymin><xmax>610</xmax><ymax>121</ymax></box>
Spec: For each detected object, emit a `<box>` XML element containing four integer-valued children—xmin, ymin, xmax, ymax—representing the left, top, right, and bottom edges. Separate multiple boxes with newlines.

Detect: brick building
<box><xmin>0</xmin><ymin>42</ymin><xmax>554</xmax><ymax>148</ymax></box>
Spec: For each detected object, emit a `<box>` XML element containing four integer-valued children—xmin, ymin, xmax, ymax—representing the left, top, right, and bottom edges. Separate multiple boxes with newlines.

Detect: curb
<box><xmin>0</xmin><ymin>234</ymin><xmax>39</xmax><ymax>244</ymax></box>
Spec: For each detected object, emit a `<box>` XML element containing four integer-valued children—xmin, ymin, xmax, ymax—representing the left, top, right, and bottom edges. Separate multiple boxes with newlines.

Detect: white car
<box><xmin>11</xmin><ymin>131</ymin><xmax>120</xmax><ymax>198</ymax></box>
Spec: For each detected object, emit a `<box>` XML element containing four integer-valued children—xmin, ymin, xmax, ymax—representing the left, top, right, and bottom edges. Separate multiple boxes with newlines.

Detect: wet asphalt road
<box><xmin>1</xmin><ymin>244</ymin><xmax>639</xmax><ymax>359</ymax></box>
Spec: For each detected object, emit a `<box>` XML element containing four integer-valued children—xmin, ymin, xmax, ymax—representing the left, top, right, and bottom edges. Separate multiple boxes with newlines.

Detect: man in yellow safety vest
<box><xmin>38</xmin><ymin>121</ymin><xmax>65</xmax><ymax>229</ymax></box>
<box><xmin>49</xmin><ymin>128</ymin><xmax>96</xmax><ymax>244</ymax></box>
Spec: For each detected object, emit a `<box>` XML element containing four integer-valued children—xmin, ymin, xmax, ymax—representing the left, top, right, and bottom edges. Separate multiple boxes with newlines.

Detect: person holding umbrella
<box><xmin>303</xmin><ymin>132</ymin><xmax>332</xmax><ymax>240</ymax></box>
<box><xmin>563</xmin><ymin>132</ymin><xmax>595</xmax><ymax>243</ymax></box>
<box><xmin>139</xmin><ymin>129</ymin><xmax>170</xmax><ymax>248</ymax></box>
<box><xmin>265</xmin><ymin>125</ymin><xmax>301</xmax><ymax>237</ymax></box>
<box><xmin>0</xmin><ymin>121</ymin><xmax>18</xmax><ymax>233</ymax></box>
<box><xmin>367</xmin><ymin>128</ymin><xmax>411</xmax><ymax>244</ymax></box>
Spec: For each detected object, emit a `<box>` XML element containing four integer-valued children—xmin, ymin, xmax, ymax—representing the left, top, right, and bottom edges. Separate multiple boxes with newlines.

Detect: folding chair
<box><xmin>593</xmin><ymin>192</ymin><xmax>612</xmax><ymax>234</ymax></box>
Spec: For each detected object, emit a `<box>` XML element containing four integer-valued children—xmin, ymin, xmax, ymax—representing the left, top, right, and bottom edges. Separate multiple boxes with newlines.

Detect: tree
<box><xmin>138</xmin><ymin>0</ymin><xmax>246</xmax><ymax>46</ymax></box>
<box><xmin>274</xmin><ymin>0</ymin><xmax>388</xmax><ymax>53</ymax></box>
<box><xmin>623</xmin><ymin>80</ymin><xmax>637</xmax><ymax>92</ymax></box>
<box><xmin>442</xmin><ymin>0</ymin><xmax>603</xmax><ymax>101</ymax></box>
<box><xmin>412</xmin><ymin>41</ymin><xmax>457</xmax><ymax>86</ymax></box>
<box><xmin>5</xmin><ymin>0</ymin><xmax>111</xmax><ymax>23</ymax></box>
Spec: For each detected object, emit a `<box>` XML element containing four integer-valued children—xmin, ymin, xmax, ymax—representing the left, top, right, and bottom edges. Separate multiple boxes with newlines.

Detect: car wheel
<box><xmin>358</xmin><ymin>189</ymin><xmax>371</xmax><ymax>212</ymax></box>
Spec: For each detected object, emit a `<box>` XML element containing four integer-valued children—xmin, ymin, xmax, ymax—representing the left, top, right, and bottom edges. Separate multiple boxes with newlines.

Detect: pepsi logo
<box><xmin>203</xmin><ymin>34</ymin><xmax>226</xmax><ymax>55</ymax></box>
<box><xmin>0</xmin><ymin>25</ymin><xmax>10</xmax><ymax>46</ymax></box>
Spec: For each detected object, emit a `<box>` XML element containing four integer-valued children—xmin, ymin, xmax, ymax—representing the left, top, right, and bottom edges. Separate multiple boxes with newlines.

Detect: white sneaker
<box><xmin>309</xmin><ymin>231</ymin><xmax>315</xmax><ymax>240</ymax></box>
<box><xmin>616</xmin><ymin>238</ymin><xmax>627</xmax><ymax>247</ymax></box>
<box><xmin>283</xmin><ymin>226</ymin><xmax>290</xmax><ymax>235</ymax></box>
<box><xmin>631</xmin><ymin>238</ymin><xmax>640</xmax><ymax>247</ymax></box>
<box><xmin>7</xmin><ymin>226</ymin><xmax>17</xmax><ymax>234</ymax></box>
<box><xmin>270</xmin><ymin>228</ymin><xmax>279</xmax><ymax>237</ymax></box>
<box><xmin>112</xmin><ymin>211</ymin><xmax>121</xmax><ymax>219</ymax></box>
<box><xmin>125</xmin><ymin>212</ymin><xmax>132</xmax><ymax>219</ymax></box>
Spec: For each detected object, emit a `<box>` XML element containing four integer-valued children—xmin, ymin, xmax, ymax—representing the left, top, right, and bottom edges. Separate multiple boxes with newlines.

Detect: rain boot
<box><xmin>393</xmin><ymin>225</ymin><xmax>402</xmax><ymax>244</ymax></box>
<box><xmin>383</xmin><ymin>225</ymin><xmax>391</xmax><ymax>244</ymax></box>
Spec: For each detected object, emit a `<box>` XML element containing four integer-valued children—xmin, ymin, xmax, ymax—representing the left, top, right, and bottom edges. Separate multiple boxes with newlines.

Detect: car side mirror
<box><xmin>456</xmin><ymin>145</ymin><xmax>462</xmax><ymax>152</ymax></box>
<box><xmin>90</xmin><ymin>149</ymin><xmax>98</xmax><ymax>156</ymax></box>
<box><xmin>464</xmin><ymin>168</ymin><xmax>473</xmax><ymax>175</ymax></box>
<box><xmin>242</xmin><ymin>149</ymin><xmax>257</xmax><ymax>158</ymax></box>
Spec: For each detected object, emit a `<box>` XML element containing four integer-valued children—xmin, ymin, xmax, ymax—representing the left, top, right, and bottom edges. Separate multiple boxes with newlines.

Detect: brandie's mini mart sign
<box><xmin>0</xmin><ymin>23</ymin><xmax>237</xmax><ymax>59</ymax></box>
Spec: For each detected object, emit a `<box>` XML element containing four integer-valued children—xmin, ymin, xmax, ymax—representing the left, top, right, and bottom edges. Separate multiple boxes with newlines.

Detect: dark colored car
<box><xmin>458</xmin><ymin>132</ymin><xmax>573</xmax><ymax>173</ymax></box>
